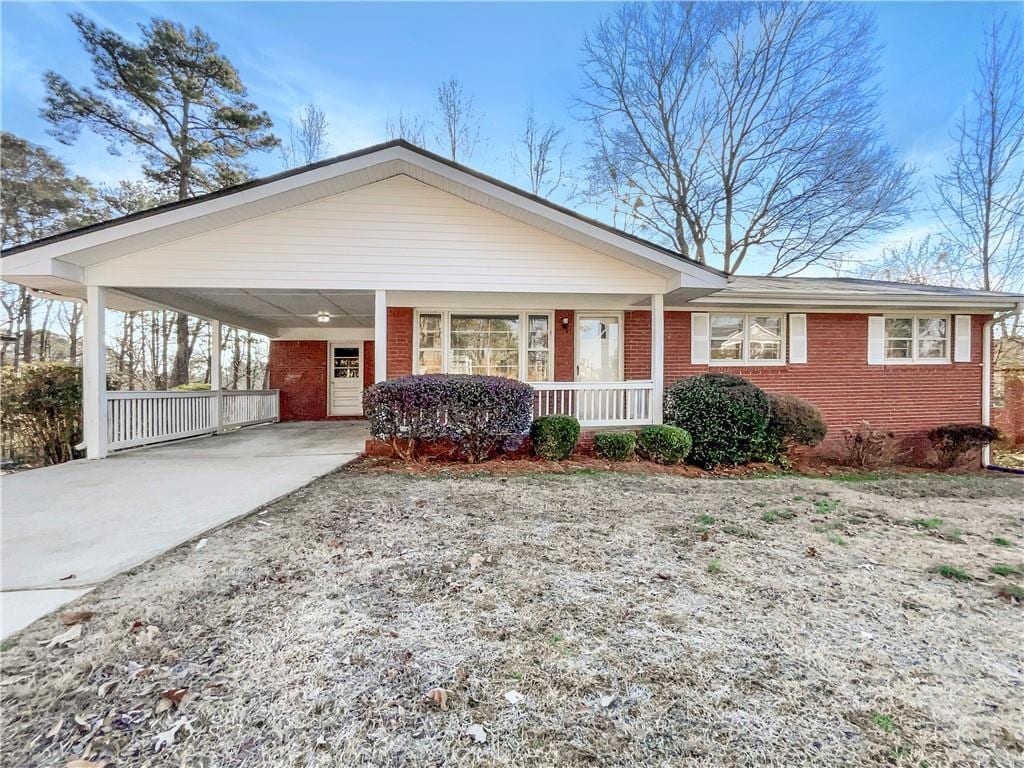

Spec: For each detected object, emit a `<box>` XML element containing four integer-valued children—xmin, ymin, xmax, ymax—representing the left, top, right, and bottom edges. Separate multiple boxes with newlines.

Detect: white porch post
<box><xmin>210</xmin><ymin>319</ymin><xmax>223</xmax><ymax>433</ymax></box>
<box><xmin>83</xmin><ymin>285</ymin><xmax>108</xmax><ymax>459</ymax></box>
<box><xmin>374</xmin><ymin>289</ymin><xmax>387</xmax><ymax>383</ymax></box>
<box><xmin>651</xmin><ymin>294</ymin><xmax>665</xmax><ymax>425</ymax></box>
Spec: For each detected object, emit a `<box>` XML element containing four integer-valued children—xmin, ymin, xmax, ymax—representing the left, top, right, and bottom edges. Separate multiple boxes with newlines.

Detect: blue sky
<box><xmin>2</xmin><ymin>1</ymin><xmax>1020</xmax><ymax>272</ymax></box>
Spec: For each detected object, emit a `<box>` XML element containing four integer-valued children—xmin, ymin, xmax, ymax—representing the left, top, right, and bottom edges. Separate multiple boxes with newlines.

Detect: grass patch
<box><xmin>941</xmin><ymin>528</ymin><xmax>965</xmax><ymax>543</ymax></box>
<box><xmin>990</xmin><ymin>563</ymin><xmax>1021</xmax><ymax>577</ymax></box>
<box><xmin>826</xmin><ymin>533</ymin><xmax>847</xmax><ymax>546</ymax></box>
<box><xmin>936</xmin><ymin>565</ymin><xmax>971</xmax><ymax>582</ymax></box>
<box><xmin>912</xmin><ymin>517</ymin><xmax>943</xmax><ymax>530</ymax></box>
<box><xmin>721</xmin><ymin>524</ymin><xmax>757</xmax><ymax>539</ymax></box>
<box><xmin>993</xmin><ymin>537</ymin><xmax>1014</xmax><ymax>547</ymax></box>
<box><xmin>707</xmin><ymin>559</ymin><xmax>723</xmax><ymax>575</ymax></box>
<box><xmin>814</xmin><ymin>521</ymin><xmax>845</xmax><ymax>533</ymax></box>
<box><xmin>696</xmin><ymin>514</ymin><xmax>715</xmax><ymax>526</ymax></box>
<box><xmin>813</xmin><ymin>498</ymin><xmax>841</xmax><ymax>514</ymax></box>
<box><xmin>831</xmin><ymin>471</ymin><xmax>886</xmax><ymax>483</ymax></box>
<box><xmin>870</xmin><ymin>712</ymin><xmax>896</xmax><ymax>733</ymax></box>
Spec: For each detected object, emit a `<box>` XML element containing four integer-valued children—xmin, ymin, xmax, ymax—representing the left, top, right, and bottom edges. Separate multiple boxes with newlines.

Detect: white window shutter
<box><xmin>691</xmin><ymin>312</ymin><xmax>710</xmax><ymax>364</ymax></box>
<box><xmin>954</xmin><ymin>315</ymin><xmax>972</xmax><ymax>362</ymax></box>
<box><xmin>867</xmin><ymin>316</ymin><xmax>885</xmax><ymax>365</ymax></box>
<box><xmin>788</xmin><ymin>314</ymin><xmax>807</xmax><ymax>364</ymax></box>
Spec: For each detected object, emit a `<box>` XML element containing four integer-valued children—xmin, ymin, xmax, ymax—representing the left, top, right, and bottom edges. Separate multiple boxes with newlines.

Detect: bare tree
<box><xmin>934</xmin><ymin>16</ymin><xmax>1024</xmax><ymax>295</ymax></box>
<box><xmin>856</xmin><ymin>235</ymin><xmax>961</xmax><ymax>287</ymax></box>
<box><xmin>280</xmin><ymin>104</ymin><xmax>332</xmax><ymax>168</ymax></box>
<box><xmin>512</xmin><ymin>105</ymin><xmax>567</xmax><ymax>197</ymax></box>
<box><xmin>579</xmin><ymin>2</ymin><xmax>914</xmax><ymax>275</ymax></box>
<box><xmin>385</xmin><ymin>110</ymin><xmax>427</xmax><ymax>147</ymax></box>
<box><xmin>434</xmin><ymin>78</ymin><xmax>480</xmax><ymax>162</ymax></box>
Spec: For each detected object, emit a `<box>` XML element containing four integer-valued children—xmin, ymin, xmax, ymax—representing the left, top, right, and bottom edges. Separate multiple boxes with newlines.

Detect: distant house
<box><xmin>3</xmin><ymin>141</ymin><xmax>1021</xmax><ymax>459</ymax></box>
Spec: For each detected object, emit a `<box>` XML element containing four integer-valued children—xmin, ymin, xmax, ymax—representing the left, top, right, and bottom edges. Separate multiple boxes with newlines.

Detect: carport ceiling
<box><xmin>144</xmin><ymin>288</ymin><xmax>376</xmax><ymax>330</ymax></box>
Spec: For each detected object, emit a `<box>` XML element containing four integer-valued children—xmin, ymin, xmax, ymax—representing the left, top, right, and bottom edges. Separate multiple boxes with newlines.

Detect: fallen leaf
<box><xmin>46</xmin><ymin>717</ymin><xmax>63</xmax><ymax>740</ymax></box>
<box><xmin>504</xmin><ymin>690</ymin><xmax>524</xmax><ymax>705</ymax></box>
<box><xmin>425</xmin><ymin>687</ymin><xmax>449</xmax><ymax>710</ymax></box>
<box><xmin>655</xmin><ymin>572</ymin><xmax>671</xmax><ymax>581</ymax></box>
<box><xmin>66</xmin><ymin>760</ymin><xmax>108</xmax><ymax>768</ymax></box>
<box><xmin>153</xmin><ymin>717</ymin><xmax>193</xmax><ymax>752</ymax></box>
<box><xmin>465</xmin><ymin>723</ymin><xmax>486</xmax><ymax>743</ymax></box>
<box><xmin>60</xmin><ymin>610</ymin><xmax>95</xmax><ymax>626</ymax></box>
<box><xmin>599</xmin><ymin>694</ymin><xmax>616</xmax><ymax>708</ymax></box>
<box><xmin>160</xmin><ymin>688</ymin><xmax>189</xmax><ymax>707</ymax></box>
<box><xmin>468</xmin><ymin>553</ymin><xmax>485</xmax><ymax>571</ymax></box>
<box><xmin>40</xmin><ymin>624</ymin><xmax>82</xmax><ymax>649</ymax></box>
<box><xmin>97</xmin><ymin>680</ymin><xmax>118</xmax><ymax>698</ymax></box>
<box><xmin>805</xmin><ymin>547</ymin><xmax>818</xmax><ymax>558</ymax></box>
<box><xmin>256</xmin><ymin>521</ymin><xmax>271</xmax><ymax>527</ymax></box>
<box><xmin>194</xmin><ymin>538</ymin><xmax>208</xmax><ymax>551</ymax></box>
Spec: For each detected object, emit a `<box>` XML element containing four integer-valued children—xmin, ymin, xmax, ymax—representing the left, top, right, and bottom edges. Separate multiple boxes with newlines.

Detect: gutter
<box><xmin>982</xmin><ymin>302</ymin><xmax>1024</xmax><ymax>467</ymax></box>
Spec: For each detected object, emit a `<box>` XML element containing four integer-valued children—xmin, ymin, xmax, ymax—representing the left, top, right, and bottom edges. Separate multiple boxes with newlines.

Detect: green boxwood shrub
<box><xmin>531</xmin><ymin>415</ymin><xmax>581</xmax><ymax>460</ymax></box>
<box><xmin>766</xmin><ymin>392</ymin><xmax>827</xmax><ymax>458</ymax></box>
<box><xmin>594</xmin><ymin>431</ymin><xmax>636</xmax><ymax>461</ymax></box>
<box><xmin>664</xmin><ymin>373</ymin><xmax>771</xmax><ymax>468</ymax></box>
<box><xmin>635</xmin><ymin>425</ymin><xmax>692</xmax><ymax>464</ymax></box>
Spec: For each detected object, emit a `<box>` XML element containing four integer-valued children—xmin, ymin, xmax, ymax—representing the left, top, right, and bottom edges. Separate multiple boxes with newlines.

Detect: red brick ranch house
<box><xmin>3</xmin><ymin>141</ymin><xmax>1022</xmax><ymax>462</ymax></box>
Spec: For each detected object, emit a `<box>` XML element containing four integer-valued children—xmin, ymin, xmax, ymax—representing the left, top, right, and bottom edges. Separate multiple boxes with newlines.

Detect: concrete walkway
<box><xmin>0</xmin><ymin>421</ymin><xmax>366</xmax><ymax>637</ymax></box>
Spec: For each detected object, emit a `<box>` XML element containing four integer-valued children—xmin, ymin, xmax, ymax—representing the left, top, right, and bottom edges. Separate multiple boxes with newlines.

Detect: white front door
<box><xmin>576</xmin><ymin>315</ymin><xmax>622</xmax><ymax>382</ymax></box>
<box><xmin>330</xmin><ymin>344</ymin><xmax>363</xmax><ymax>416</ymax></box>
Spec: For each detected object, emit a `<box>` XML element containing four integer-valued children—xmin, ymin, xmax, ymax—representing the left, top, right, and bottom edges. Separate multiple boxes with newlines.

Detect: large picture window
<box><xmin>710</xmin><ymin>313</ymin><xmax>785</xmax><ymax>364</ymax></box>
<box><xmin>415</xmin><ymin>311</ymin><xmax>552</xmax><ymax>381</ymax></box>
<box><xmin>884</xmin><ymin>316</ymin><xmax>949</xmax><ymax>362</ymax></box>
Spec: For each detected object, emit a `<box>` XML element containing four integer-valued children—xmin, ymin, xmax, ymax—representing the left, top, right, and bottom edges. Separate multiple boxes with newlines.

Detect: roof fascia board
<box><xmin>683</xmin><ymin>294</ymin><xmax>1023</xmax><ymax>311</ymax></box>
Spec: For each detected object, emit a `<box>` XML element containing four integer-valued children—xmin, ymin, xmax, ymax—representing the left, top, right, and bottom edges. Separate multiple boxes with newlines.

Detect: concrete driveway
<box><xmin>0</xmin><ymin>421</ymin><xmax>367</xmax><ymax>637</ymax></box>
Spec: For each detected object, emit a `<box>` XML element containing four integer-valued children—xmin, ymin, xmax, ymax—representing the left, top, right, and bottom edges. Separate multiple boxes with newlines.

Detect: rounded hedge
<box><xmin>635</xmin><ymin>425</ymin><xmax>692</xmax><ymax>464</ymax></box>
<box><xmin>766</xmin><ymin>392</ymin><xmax>827</xmax><ymax>456</ymax></box>
<box><xmin>664</xmin><ymin>373</ymin><xmax>771</xmax><ymax>468</ymax></box>
<box><xmin>530</xmin><ymin>415</ymin><xmax>580</xmax><ymax>460</ymax></box>
<box><xmin>928</xmin><ymin>422</ymin><xmax>1000</xmax><ymax>467</ymax></box>
<box><xmin>594</xmin><ymin>431</ymin><xmax>636</xmax><ymax>461</ymax></box>
<box><xmin>363</xmin><ymin>374</ymin><xmax>533</xmax><ymax>462</ymax></box>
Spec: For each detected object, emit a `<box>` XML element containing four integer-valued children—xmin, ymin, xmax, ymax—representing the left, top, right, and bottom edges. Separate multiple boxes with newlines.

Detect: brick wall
<box><xmin>994</xmin><ymin>374</ymin><xmax>1024</xmax><ymax>446</ymax></box>
<box><xmin>554</xmin><ymin>309</ymin><xmax>574</xmax><ymax>381</ymax></box>
<box><xmin>387</xmin><ymin>307</ymin><xmax>414</xmax><ymax>379</ymax></box>
<box><xmin>624</xmin><ymin>310</ymin><xmax>652</xmax><ymax>380</ymax></box>
<box><xmin>268</xmin><ymin>340</ymin><xmax>327</xmax><ymax>421</ymax></box>
<box><xmin>664</xmin><ymin>311</ymin><xmax>989</xmax><ymax>450</ymax></box>
<box><xmin>362</xmin><ymin>340</ymin><xmax>375</xmax><ymax>392</ymax></box>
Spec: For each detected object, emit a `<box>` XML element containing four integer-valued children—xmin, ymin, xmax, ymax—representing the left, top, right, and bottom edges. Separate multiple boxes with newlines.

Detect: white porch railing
<box><xmin>531</xmin><ymin>380</ymin><xmax>654</xmax><ymax>428</ymax></box>
<box><xmin>106</xmin><ymin>390</ymin><xmax>280</xmax><ymax>451</ymax></box>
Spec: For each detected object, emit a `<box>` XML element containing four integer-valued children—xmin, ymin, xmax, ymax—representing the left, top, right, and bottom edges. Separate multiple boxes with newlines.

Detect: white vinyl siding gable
<box><xmin>85</xmin><ymin>175</ymin><xmax>668</xmax><ymax>294</ymax></box>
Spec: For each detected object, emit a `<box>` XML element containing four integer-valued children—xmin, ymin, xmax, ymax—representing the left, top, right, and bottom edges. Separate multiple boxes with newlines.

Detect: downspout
<box><xmin>982</xmin><ymin>302</ymin><xmax>1024</xmax><ymax>467</ymax></box>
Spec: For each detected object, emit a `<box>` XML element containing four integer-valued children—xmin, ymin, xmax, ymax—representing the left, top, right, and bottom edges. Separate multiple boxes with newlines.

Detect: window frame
<box><xmin>882</xmin><ymin>313</ymin><xmax>951</xmax><ymax>365</ymax></box>
<box><xmin>413</xmin><ymin>309</ymin><xmax>554</xmax><ymax>381</ymax></box>
<box><xmin>708</xmin><ymin>312</ymin><xmax>787</xmax><ymax>366</ymax></box>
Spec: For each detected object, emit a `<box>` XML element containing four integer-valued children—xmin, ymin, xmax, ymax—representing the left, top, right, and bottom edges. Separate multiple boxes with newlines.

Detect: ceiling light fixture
<box><xmin>316</xmin><ymin>311</ymin><xmax>331</xmax><ymax>324</ymax></box>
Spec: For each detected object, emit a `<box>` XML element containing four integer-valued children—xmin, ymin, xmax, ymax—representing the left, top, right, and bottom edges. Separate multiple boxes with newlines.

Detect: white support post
<box><xmin>83</xmin><ymin>285</ymin><xmax>108</xmax><ymax>459</ymax></box>
<box><xmin>651</xmin><ymin>294</ymin><xmax>665</xmax><ymax>425</ymax></box>
<box><xmin>374</xmin><ymin>289</ymin><xmax>387</xmax><ymax>383</ymax></box>
<box><xmin>210</xmin><ymin>319</ymin><xmax>223</xmax><ymax>433</ymax></box>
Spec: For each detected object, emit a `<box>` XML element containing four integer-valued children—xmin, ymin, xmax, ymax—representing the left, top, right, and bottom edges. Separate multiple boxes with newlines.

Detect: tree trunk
<box><xmin>170</xmin><ymin>313</ymin><xmax>190</xmax><ymax>387</ymax></box>
<box><xmin>20</xmin><ymin>288</ymin><xmax>32</xmax><ymax>365</ymax></box>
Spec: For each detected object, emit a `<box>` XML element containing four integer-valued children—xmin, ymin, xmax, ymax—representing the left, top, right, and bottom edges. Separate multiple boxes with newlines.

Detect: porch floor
<box><xmin>0</xmin><ymin>421</ymin><xmax>367</xmax><ymax>638</ymax></box>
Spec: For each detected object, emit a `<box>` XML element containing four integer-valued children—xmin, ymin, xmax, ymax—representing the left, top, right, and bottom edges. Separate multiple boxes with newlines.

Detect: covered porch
<box><xmin>75</xmin><ymin>285</ymin><xmax>669</xmax><ymax>458</ymax></box>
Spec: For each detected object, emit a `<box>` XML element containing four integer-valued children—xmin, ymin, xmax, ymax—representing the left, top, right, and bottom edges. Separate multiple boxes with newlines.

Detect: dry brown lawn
<box><xmin>2</xmin><ymin>467</ymin><xmax>1022</xmax><ymax>767</ymax></box>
